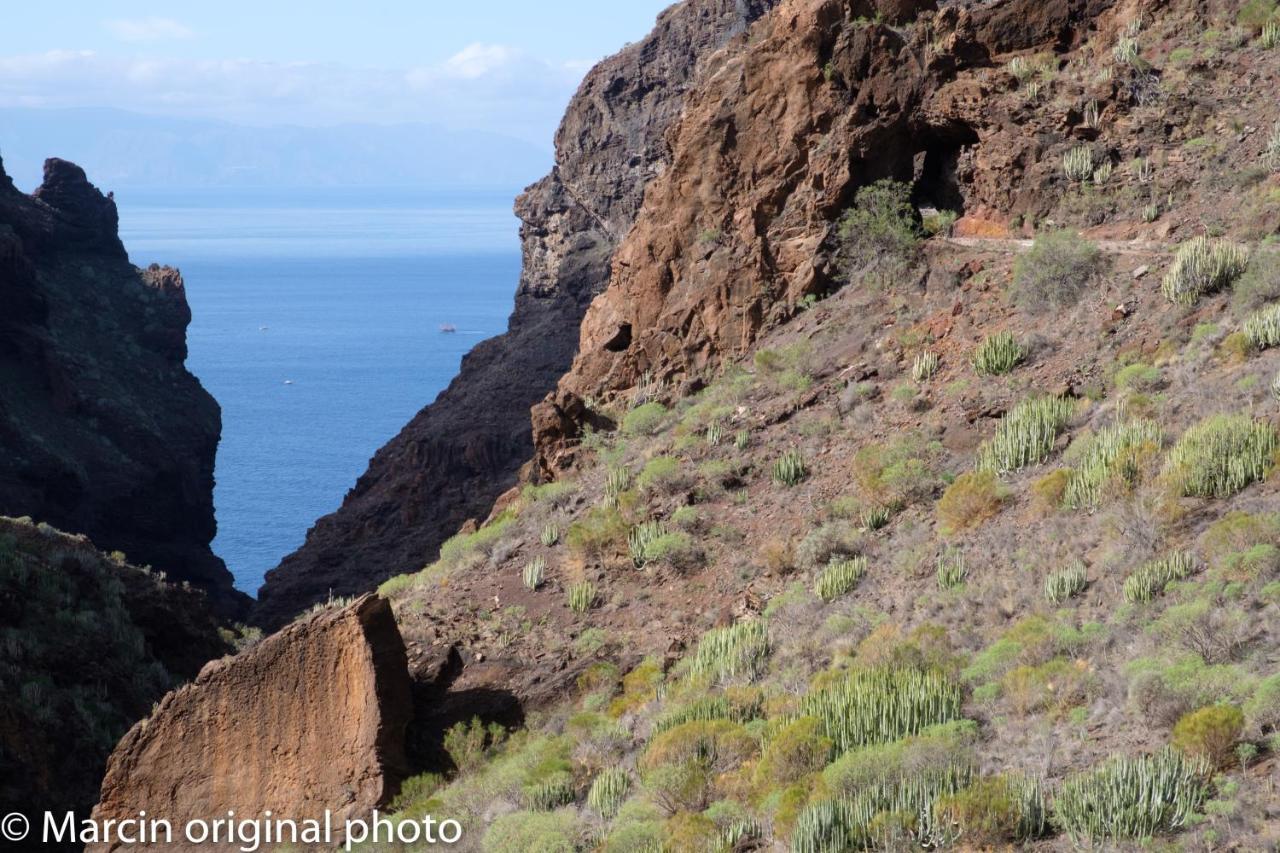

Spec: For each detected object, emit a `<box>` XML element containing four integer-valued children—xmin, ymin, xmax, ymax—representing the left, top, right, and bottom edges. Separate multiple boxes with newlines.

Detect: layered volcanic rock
<box><xmin>254</xmin><ymin>0</ymin><xmax>782</xmax><ymax>627</ymax></box>
<box><xmin>0</xmin><ymin>156</ymin><xmax>245</xmax><ymax>615</ymax></box>
<box><xmin>91</xmin><ymin>595</ymin><xmax>412</xmax><ymax>852</ymax></box>
<box><xmin>532</xmin><ymin>0</ymin><xmax>1116</xmax><ymax>472</ymax></box>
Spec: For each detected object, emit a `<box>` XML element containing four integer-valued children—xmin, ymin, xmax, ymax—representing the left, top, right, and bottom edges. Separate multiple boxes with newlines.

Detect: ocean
<box><xmin>116</xmin><ymin>188</ymin><xmax>523</xmax><ymax>596</ymax></box>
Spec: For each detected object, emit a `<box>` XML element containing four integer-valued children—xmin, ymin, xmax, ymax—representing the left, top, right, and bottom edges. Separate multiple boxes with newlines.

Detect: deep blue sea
<box><xmin>117</xmin><ymin>188</ymin><xmax>522</xmax><ymax>596</ymax></box>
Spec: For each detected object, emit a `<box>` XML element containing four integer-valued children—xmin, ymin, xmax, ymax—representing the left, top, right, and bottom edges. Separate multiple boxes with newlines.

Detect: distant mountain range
<box><xmin>0</xmin><ymin>107</ymin><xmax>553</xmax><ymax>191</ymax></box>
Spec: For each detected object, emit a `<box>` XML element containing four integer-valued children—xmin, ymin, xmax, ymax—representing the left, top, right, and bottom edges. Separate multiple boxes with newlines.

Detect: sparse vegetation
<box><xmin>936</xmin><ymin>548</ymin><xmax>968</xmax><ymax>590</ymax></box>
<box><xmin>814</xmin><ymin>556</ymin><xmax>867</xmax><ymax>601</ymax></box>
<box><xmin>1011</xmin><ymin>229</ymin><xmax>1104</xmax><ymax>313</ymax></box>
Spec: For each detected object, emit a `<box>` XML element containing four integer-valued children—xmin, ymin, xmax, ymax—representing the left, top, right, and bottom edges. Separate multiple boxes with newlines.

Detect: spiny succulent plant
<box><xmin>1044</xmin><ymin>560</ymin><xmax>1088</xmax><ymax>604</ymax></box>
<box><xmin>1161</xmin><ymin>237</ymin><xmax>1248</xmax><ymax>306</ymax></box>
<box><xmin>912</xmin><ymin>351</ymin><xmax>940</xmax><ymax>382</ymax></box>
<box><xmin>522</xmin><ymin>556</ymin><xmax>546</xmax><ymax>590</ymax></box>
<box><xmin>1161</xmin><ymin>414</ymin><xmax>1278</xmax><ymax>498</ymax></box>
<box><xmin>568</xmin><ymin>581</ymin><xmax>598</xmax><ymax>613</ymax></box>
<box><xmin>971</xmin><ymin>331</ymin><xmax>1026</xmax><ymax>376</ymax></box>
<box><xmin>1062</xmin><ymin>146</ymin><xmax>1095</xmax><ymax>182</ymax></box>
<box><xmin>586</xmin><ymin>766</ymin><xmax>630</xmax><ymax>818</ymax></box>
<box><xmin>688</xmin><ymin>619</ymin><xmax>770</xmax><ymax>684</ymax></box>
<box><xmin>773</xmin><ymin>449</ymin><xmax>808</xmax><ymax>487</ymax></box>
<box><xmin>1054</xmin><ymin>749</ymin><xmax>1208</xmax><ymax>844</ymax></box>
<box><xmin>814</xmin><ymin>556</ymin><xmax>867</xmax><ymax>602</ymax></box>
<box><xmin>1122</xmin><ymin>551</ymin><xmax>1196</xmax><ymax>603</ymax></box>
<box><xmin>801</xmin><ymin>667</ymin><xmax>963</xmax><ymax>754</ymax></box>
<box><xmin>628</xmin><ymin>520</ymin><xmax>669</xmax><ymax>568</ymax></box>
<box><xmin>976</xmin><ymin>396</ymin><xmax>1074</xmax><ymax>474</ymax></box>
<box><xmin>540</xmin><ymin>522</ymin><xmax>559</xmax><ymax>547</ymax></box>
<box><xmin>936</xmin><ymin>547</ymin><xmax>968</xmax><ymax>590</ymax></box>
<box><xmin>1243</xmin><ymin>303</ymin><xmax>1280</xmax><ymax>350</ymax></box>
<box><xmin>1064</xmin><ymin>419</ymin><xmax>1162</xmax><ymax>509</ymax></box>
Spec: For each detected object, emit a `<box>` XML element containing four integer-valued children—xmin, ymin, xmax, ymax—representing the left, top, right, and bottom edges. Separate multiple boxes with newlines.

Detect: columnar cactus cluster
<box><xmin>1064</xmin><ymin>419</ymin><xmax>1162</xmax><ymax>509</ymax></box>
<box><xmin>1122</xmin><ymin>551</ymin><xmax>1196</xmax><ymax>603</ymax></box>
<box><xmin>800</xmin><ymin>668</ymin><xmax>963</xmax><ymax>754</ymax></box>
<box><xmin>976</xmin><ymin>396</ymin><xmax>1074</xmax><ymax>473</ymax></box>
<box><xmin>1053</xmin><ymin>750</ymin><xmax>1209</xmax><ymax>844</ymax></box>
<box><xmin>1161</xmin><ymin>237</ymin><xmax>1248</xmax><ymax>305</ymax></box>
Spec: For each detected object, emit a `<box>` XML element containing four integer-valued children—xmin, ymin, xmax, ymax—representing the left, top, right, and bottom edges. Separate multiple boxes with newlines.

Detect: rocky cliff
<box><xmin>91</xmin><ymin>595</ymin><xmax>412</xmax><ymax>853</ymax></box>
<box><xmin>254</xmin><ymin>0</ymin><xmax>783</xmax><ymax>627</ymax></box>
<box><xmin>0</xmin><ymin>517</ymin><xmax>229</xmax><ymax>837</ymax></box>
<box><xmin>532</xmin><ymin>0</ymin><xmax>1123</xmax><ymax>471</ymax></box>
<box><xmin>0</xmin><ymin>156</ymin><xmax>245</xmax><ymax>615</ymax></box>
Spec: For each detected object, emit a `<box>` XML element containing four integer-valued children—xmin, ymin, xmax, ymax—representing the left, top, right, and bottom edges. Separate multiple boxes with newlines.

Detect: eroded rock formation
<box><xmin>0</xmin><ymin>156</ymin><xmax>245</xmax><ymax>615</ymax></box>
<box><xmin>91</xmin><ymin>595</ymin><xmax>412</xmax><ymax>852</ymax></box>
<box><xmin>532</xmin><ymin>0</ymin><xmax>1117</xmax><ymax>472</ymax></box>
<box><xmin>254</xmin><ymin>0</ymin><xmax>783</xmax><ymax>627</ymax></box>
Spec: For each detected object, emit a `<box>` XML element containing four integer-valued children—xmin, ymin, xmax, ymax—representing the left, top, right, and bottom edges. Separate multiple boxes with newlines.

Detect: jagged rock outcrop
<box><xmin>0</xmin><ymin>517</ymin><xmax>230</xmax><ymax>840</ymax></box>
<box><xmin>254</xmin><ymin>0</ymin><xmax>782</xmax><ymax>627</ymax></box>
<box><xmin>532</xmin><ymin>0</ymin><xmax>1116</xmax><ymax>472</ymax></box>
<box><xmin>0</xmin><ymin>156</ymin><xmax>245</xmax><ymax>615</ymax></box>
<box><xmin>91</xmin><ymin>594</ymin><xmax>412</xmax><ymax>852</ymax></box>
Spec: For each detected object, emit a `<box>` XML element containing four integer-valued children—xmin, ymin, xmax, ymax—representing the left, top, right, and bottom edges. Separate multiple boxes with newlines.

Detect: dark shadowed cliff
<box><xmin>0</xmin><ymin>156</ymin><xmax>246</xmax><ymax>616</ymax></box>
<box><xmin>255</xmin><ymin>0</ymin><xmax>782</xmax><ymax>627</ymax></box>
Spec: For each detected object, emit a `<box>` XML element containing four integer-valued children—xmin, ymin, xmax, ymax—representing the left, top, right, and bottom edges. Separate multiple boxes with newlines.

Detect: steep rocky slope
<box><xmin>254</xmin><ymin>0</ymin><xmax>782</xmax><ymax>628</ymax></box>
<box><xmin>353</xmin><ymin>0</ymin><xmax>1280</xmax><ymax>847</ymax></box>
<box><xmin>0</xmin><ymin>156</ymin><xmax>245</xmax><ymax>615</ymax></box>
<box><xmin>0</xmin><ymin>517</ymin><xmax>229</xmax><ymax>837</ymax></box>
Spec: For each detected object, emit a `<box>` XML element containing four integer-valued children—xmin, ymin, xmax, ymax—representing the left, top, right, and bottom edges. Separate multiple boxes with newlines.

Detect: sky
<box><xmin>0</xmin><ymin>2</ymin><xmax>675</xmax><ymax>145</ymax></box>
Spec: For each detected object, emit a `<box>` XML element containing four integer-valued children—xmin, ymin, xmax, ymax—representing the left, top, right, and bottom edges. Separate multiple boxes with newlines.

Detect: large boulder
<box><xmin>90</xmin><ymin>594</ymin><xmax>412</xmax><ymax>852</ymax></box>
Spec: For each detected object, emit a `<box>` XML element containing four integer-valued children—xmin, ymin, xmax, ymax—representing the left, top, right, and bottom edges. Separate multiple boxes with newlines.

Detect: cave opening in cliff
<box><xmin>912</xmin><ymin>124</ymin><xmax>980</xmax><ymax>216</ymax></box>
<box><xmin>603</xmin><ymin>322</ymin><xmax>632</xmax><ymax>353</ymax></box>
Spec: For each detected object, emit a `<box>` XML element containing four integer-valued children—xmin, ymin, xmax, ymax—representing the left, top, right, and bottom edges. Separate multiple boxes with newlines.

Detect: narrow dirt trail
<box><xmin>942</xmin><ymin>236</ymin><xmax>1172</xmax><ymax>256</ymax></box>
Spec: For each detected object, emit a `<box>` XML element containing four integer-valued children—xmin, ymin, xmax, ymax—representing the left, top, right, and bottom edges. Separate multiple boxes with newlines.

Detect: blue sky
<box><xmin>0</xmin><ymin>2</ymin><xmax>674</xmax><ymax>143</ymax></box>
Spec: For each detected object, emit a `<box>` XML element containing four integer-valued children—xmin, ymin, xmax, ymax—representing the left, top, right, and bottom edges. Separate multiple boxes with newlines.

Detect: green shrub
<box><xmin>836</xmin><ymin>179</ymin><xmax>921</xmax><ymax>270</ymax></box>
<box><xmin>1044</xmin><ymin>561</ymin><xmax>1088</xmax><ymax>604</ymax></box>
<box><xmin>1064</xmin><ymin>419</ymin><xmax>1162</xmax><ymax>508</ymax></box>
<box><xmin>971</xmin><ymin>331</ymin><xmax>1026</xmax><ymax>375</ymax></box>
<box><xmin>851</xmin><ymin>432</ymin><xmax>945</xmax><ymax>507</ymax></box>
<box><xmin>623</xmin><ymin>402</ymin><xmax>670</xmax><ymax>437</ymax></box>
<box><xmin>1238</xmin><ymin>0</ymin><xmax>1279</xmax><ymax>32</ymax></box>
<box><xmin>1123</xmin><ymin>552</ymin><xmax>1196</xmax><ymax>604</ymax></box>
<box><xmin>1234</xmin><ymin>252</ymin><xmax>1280</xmax><ymax>308</ymax></box>
<box><xmin>523</xmin><ymin>557</ymin><xmax>546</xmax><ymax>590</ymax></box>
<box><xmin>936</xmin><ymin>548</ymin><xmax>968</xmax><ymax>590</ymax></box>
<box><xmin>801</xmin><ymin>668</ymin><xmax>963</xmax><ymax>755</ymax></box>
<box><xmin>1011</xmin><ymin>230</ymin><xmax>1104</xmax><ymax>312</ymax></box>
<box><xmin>566</xmin><ymin>505</ymin><xmax>628</xmax><ymax>560</ymax></box>
<box><xmin>587</xmin><ymin>767</ymin><xmax>631</xmax><ymax>818</ymax></box>
<box><xmin>934</xmin><ymin>774</ymin><xmax>1048</xmax><ymax>845</ymax></box>
<box><xmin>773</xmin><ymin>449</ymin><xmax>808</xmax><ymax>487</ymax></box>
<box><xmin>976</xmin><ymin>396</ymin><xmax>1074</xmax><ymax>473</ymax></box>
<box><xmin>1244</xmin><ymin>674</ymin><xmax>1280</xmax><ymax>734</ymax></box>
<box><xmin>795</xmin><ymin>522</ymin><xmax>861</xmax><ymax>572</ymax></box>
<box><xmin>814</xmin><ymin>556</ymin><xmax>868</xmax><ymax>602</ymax></box>
<box><xmin>1161</xmin><ymin>414</ymin><xmax>1278</xmax><ymax>498</ymax></box>
<box><xmin>1243</xmin><ymin>303</ymin><xmax>1280</xmax><ymax>350</ymax></box>
<box><xmin>637</xmin><ymin>455</ymin><xmax>687</xmax><ymax>494</ymax></box>
<box><xmin>1171</xmin><ymin>705</ymin><xmax>1244</xmax><ymax>767</ymax></box>
<box><xmin>1161</xmin><ymin>237</ymin><xmax>1249</xmax><ymax>306</ymax></box>
<box><xmin>1127</xmin><ymin>654</ymin><xmax>1255</xmax><ymax>725</ymax></box>
<box><xmin>443</xmin><ymin>716</ymin><xmax>504</xmax><ymax>773</ymax></box>
<box><xmin>568</xmin><ymin>581</ymin><xmax>598</xmax><ymax>613</ymax></box>
<box><xmin>483</xmin><ymin>810</ymin><xmax>579</xmax><ymax>853</ymax></box>
<box><xmin>628</xmin><ymin>520</ymin><xmax>668</xmax><ymax>568</ymax></box>
<box><xmin>437</xmin><ymin>511</ymin><xmax>516</xmax><ymax>569</ymax></box>
<box><xmin>937</xmin><ymin>470</ymin><xmax>1006</xmax><ymax>534</ymax></box>
<box><xmin>756</xmin><ymin>716</ymin><xmax>832</xmax><ymax>786</ymax></box>
<box><xmin>688</xmin><ymin>620</ymin><xmax>770</xmax><ymax>685</ymax></box>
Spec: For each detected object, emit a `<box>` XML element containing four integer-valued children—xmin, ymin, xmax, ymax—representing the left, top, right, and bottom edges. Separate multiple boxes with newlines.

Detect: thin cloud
<box><xmin>0</xmin><ymin>47</ymin><xmax>583</xmax><ymax>145</ymax></box>
<box><xmin>103</xmin><ymin>18</ymin><xmax>195</xmax><ymax>43</ymax></box>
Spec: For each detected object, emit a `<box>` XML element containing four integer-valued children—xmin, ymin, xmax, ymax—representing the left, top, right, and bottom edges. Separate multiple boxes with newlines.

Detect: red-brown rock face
<box><xmin>532</xmin><ymin>0</ymin><xmax>1115</xmax><ymax>473</ymax></box>
<box><xmin>0</xmin><ymin>156</ymin><xmax>245</xmax><ymax>616</ymax></box>
<box><xmin>91</xmin><ymin>595</ymin><xmax>412</xmax><ymax>853</ymax></box>
<box><xmin>253</xmin><ymin>0</ymin><xmax>783</xmax><ymax>628</ymax></box>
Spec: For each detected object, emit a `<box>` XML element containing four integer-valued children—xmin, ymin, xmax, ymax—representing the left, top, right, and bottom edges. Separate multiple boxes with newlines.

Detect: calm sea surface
<box><xmin>117</xmin><ymin>188</ymin><xmax>522</xmax><ymax>595</ymax></box>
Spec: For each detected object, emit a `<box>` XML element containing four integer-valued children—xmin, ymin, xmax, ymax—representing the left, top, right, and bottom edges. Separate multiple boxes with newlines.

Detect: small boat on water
<box><xmin>440</xmin><ymin>324</ymin><xmax>457</xmax><ymax>333</ymax></box>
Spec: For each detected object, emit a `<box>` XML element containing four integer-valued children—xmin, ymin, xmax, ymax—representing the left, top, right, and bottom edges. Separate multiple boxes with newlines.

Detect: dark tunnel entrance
<box><xmin>912</xmin><ymin>123</ymin><xmax>981</xmax><ymax>215</ymax></box>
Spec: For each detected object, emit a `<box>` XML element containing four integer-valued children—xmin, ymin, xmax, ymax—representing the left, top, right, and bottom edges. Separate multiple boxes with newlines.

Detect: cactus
<box><xmin>705</xmin><ymin>420</ymin><xmax>724</xmax><ymax>446</ymax></box>
<box><xmin>1007</xmin><ymin>56</ymin><xmax>1036</xmax><ymax>83</ymax></box>
<box><xmin>523</xmin><ymin>556</ymin><xmax>547</xmax><ymax>590</ymax></box>
<box><xmin>734</xmin><ymin>428</ymin><xmax>750</xmax><ymax>450</ymax></box>
<box><xmin>912</xmin><ymin>351</ymin><xmax>940</xmax><ymax>382</ymax></box>
<box><xmin>1053</xmin><ymin>749</ymin><xmax>1209</xmax><ymax>844</ymax></box>
<box><xmin>689</xmin><ymin>619</ymin><xmax>770</xmax><ymax>684</ymax></box>
<box><xmin>801</xmin><ymin>667</ymin><xmax>963</xmax><ymax>754</ymax></box>
<box><xmin>1112</xmin><ymin>35</ymin><xmax>1140</xmax><ymax>67</ymax></box>
<box><xmin>1064</xmin><ymin>419</ymin><xmax>1162</xmax><ymax>509</ymax></box>
<box><xmin>971</xmin><ymin>331</ymin><xmax>1026</xmax><ymax>376</ymax></box>
<box><xmin>1122</xmin><ymin>551</ymin><xmax>1196</xmax><ymax>603</ymax></box>
<box><xmin>773</xmin><ymin>449</ymin><xmax>808</xmax><ymax>487</ymax></box>
<box><xmin>1267</xmin><ymin>121</ymin><xmax>1280</xmax><ymax>172</ymax></box>
<box><xmin>586</xmin><ymin>766</ymin><xmax>630</xmax><ymax>817</ymax></box>
<box><xmin>976</xmin><ymin>396</ymin><xmax>1075</xmax><ymax>473</ymax></box>
<box><xmin>859</xmin><ymin>504</ymin><xmax>893</xmax><ymax>531</ymax></box>
<box><xmin>936</xmin><ymin>547</ymin><xmax>969</xmax><ymax>590</ymax></box>
<box><xmin>652</xmin><ymin>693</ymin><xmax>763</xmax><ymax>734</ymax></box>
<box><xmin>1062</xmin><ymin>146</ymin><xmax>1094</xmax><ymax>182</ymax></box>
<box><xmin>540</xmin><ymin>522</ymin><xmax>559</xmax><ymax>547</ymax></box>
<box><xmin>1161</xmin><ymin>414</ymin><xmax>1278</xmax><ymax>498</ymax></box>
<box><xmin>1243</xmin><ymin>303</ymin><xmax>1280</xmax><ymax>350</ymax></box>
<box><xmin>522</xmin><ymin>774</ymin><xmax>575</xmax><ymax>811</ymax></box>
<box><xmin>628</xmin><ymin>520</ymin><xmax>669</xmax><ymax>568</ymax></box>
<box><xmin>1092</xmin><ymin>160</ymin><xmax>1113</xmax><ymax>185</ymax></box>
<box><xmin>568</xmin><ymin>581</ymin><xmax>598</xmax><ymax>613</ymax></box>
<box><xmin>1083</xmin><ymin>99</ymin><xmax>1101</xmax><ymax>129</ymax></box>
<box><xmin>814</xmin><ymin>556</ymin><xmax>868</xmax><ymax>602</ymax></box>
<box><xmin>1161</xmin><ymin>237</ymin><xmax>1249</xmax><ymax>306</ymax></box>
<box><xmin>1044</xmin><ymin>560</ymin><xmax>1088</xmax><ymax>604</ymax></box>
<box><xmin>1272</xmin><ymin>370</ymin><xmax>1280</xmax><ymax>402</ymax></box>
<box><xmin>603</xmin><ymin>467</ymin><xmax>630</xmax><ymax>507</ymax></box>
<box><xmin>1262</xmin><ymin>20</ymin><xmax>1280</xmax><ymax>50</ymax></box>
